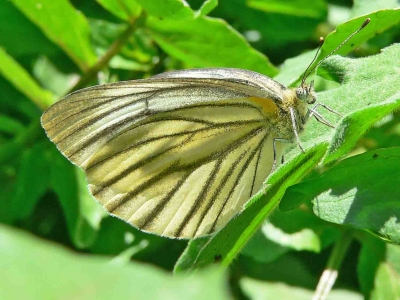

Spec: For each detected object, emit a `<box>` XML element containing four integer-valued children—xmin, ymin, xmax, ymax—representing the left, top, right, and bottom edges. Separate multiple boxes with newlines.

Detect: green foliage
<box><xmin>0</xmin><ymin>225</ymin><xmax>229</xmax><ymax>300</ymax></box>
<box><xmin>248</xmin><ymin>0</ymin><xmax>327</xmax><ymax>19</ymax></box>
<box><xmin>1</xmin><ymin>0</ymin><xmax>399</xmax><ymax>299</ymax></box>
<box><xmin>12</xmin><ymin>0</ymin><xmax>98</xmax><ymax>71</ymax></box>
<box><xmin>0</xmin><ymin>48</ymin><xmax>55</xmax><ymax>109</ymax></box>
<box><xmin>282</xmin><ymin>148</ymin><xmax>400</xmax><ymax>243</ymax></box>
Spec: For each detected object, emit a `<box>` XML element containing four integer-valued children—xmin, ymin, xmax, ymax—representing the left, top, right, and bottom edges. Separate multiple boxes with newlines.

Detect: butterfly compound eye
<box><xmin>296</xmin><ymin>86</ymin><xmax>316</xmax><ymax>105</ymax></box>
<box><xmin>295</xmin><ymin>87</ymin><xmax>308</xmax><ymax>101</ymax></box>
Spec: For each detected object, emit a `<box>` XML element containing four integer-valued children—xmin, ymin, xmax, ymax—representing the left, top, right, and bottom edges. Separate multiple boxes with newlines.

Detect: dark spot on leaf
<box><xmin>373</xmin><ymin>153</ymin><xmax>378</xmax><ymax>159</ymax></box>
<box><xmin>214</xmin><ymin>254</ymin><xmax>222</xmax><ymax>263</ymax></box>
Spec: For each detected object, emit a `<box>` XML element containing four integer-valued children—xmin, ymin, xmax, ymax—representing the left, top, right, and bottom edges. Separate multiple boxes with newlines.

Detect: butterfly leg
<box><xmin>272</xmin><ymin>137</ymin><xmax>294</xmax><ymax>171</ymax></box>
<box><xmin>315</xmin><ymin>103</ymin><xmax>342</xmax><ymax>116</ymax></box>
<box><xmin>307</xmin><ymin>103</ymin><xmax>343</xmax><ymax>128</ymax></box>
<box><xmin>289</xmin><ymin>107</ymin><xmax>304</xmax><ymax>152</ymax></box>
<box><xmin>272</xmin><ymin>108</ymin><xmax>305</xmax><ymax>171</ymax></box>
<box><xmin>309</xmin><ymin>109</ymin><xmax>335</xmax><ymax>128</ymax></box>
<box><xmin>306</xmin><ymin>103</ymin><xmax>342</xmax><ymax>119</ymax></box>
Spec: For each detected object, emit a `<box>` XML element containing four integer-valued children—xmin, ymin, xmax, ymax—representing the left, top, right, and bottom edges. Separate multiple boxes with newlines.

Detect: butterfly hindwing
<box><xmin>41</xmin><ymin>69</ymin><xmax>287</xmax><ymax>238</ymax></box>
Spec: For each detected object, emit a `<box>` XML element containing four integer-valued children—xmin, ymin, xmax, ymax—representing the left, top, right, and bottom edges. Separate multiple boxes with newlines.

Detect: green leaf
<box><xmin>109</xmin><ymin>241</ymin><xmax>149</xmax><ymax>265</ymax></box>
<box><xmin>241</xmin><ymin>277</ymin><xmax>363</xmax><ymax>300</ymax></box>
<box><xmin>241</xmin><ymin>276</ymin><xmax>363</xmax><ymax>300</ymax></box>
<box><xmin>325</xmin><ymin>98</ymin><xmax>400</xmax><ymax>164</ymax></box>
<box><xmin>213</xmin><ymin>0</ymin><xmax>321</xmax><ymax>49</ymax></box>
<box><xmin>248</xmin><ymin>0</ymin><xmax>327</xmax><ymax>19</ymax></box>
<box><xmin>0</xmin><ymin>78</ymin><xmax>42</xmax><ymax>122</ymax></box>
<box><xmin>357</xmin><ymin>233</ymin><xmax>386</xmax><ymax>298</ymax></box>
<box><xmin>32</xmin><ymin>56</ymin><xmax>77</xmax><ymax>97</ymax></box>
<box><xmin>0</xmin><ymin>225</ymin><xmax>230</xmax><ymax>300</ymax></box>
<box><xmin>283</xmin><ymin>43</ymin><xmax>400</xmax><ymax>163</ymax></box>
<box><xmin>49</xmin><ymin>146</ymin><xmax>104</xmax><ymax>249</ymax></box>
<box><xmin>12</xmin><ymin>0</ymin><xmax>98</xmax><ymax>71</ymax></box>
<box><xmin>350</xmin><ymin>0</ymin><xmax>400</xmax><ymax>18</ymax></box>
<box><xmin>96</xmin><ymin>0</ymin><xmax>141</xmax><ymax>21</ymax></box>
<box><xmin>174</xmin><ymin>143</ymin><xmax>327</xmax><ymax>272</ymax></box>
<box><xmin>89</xmin><ymin>20</ymin><xmax>155</xmax><ymax>72</ymax></box>
<box><xmin>0</xmin><ymin>141</ymin><xmax>23</xmax><ymax>169</ymax></box>
<box><xmin>241</xmin><ymin>230</ymin><xmax>290</xmax><ymax>264</ymax></box>
<box><xmin>275</xmin><ymin>10</ymin><xmax>400</xmax><ymax>88</ymax></box>
<box><xmin>0</xmin><ymin>115</ymin><xmax>25</xmax><ymax>136</ymax></box>
<box><xmin>371</xmin><ymin>244</ymin><xmax>400</xmax><ymax>300</ymax></box>
<box><xmin>274</xmin><ymin>50</ymin><xmax>316</xmax><ymax>87</ymax></box>
<box><xmin>8</xmin><ymin>143</ymin><xmax>50</xmax><ymax>222</ymax></box>
<box><xmin>75</xmin><ymin>167</ymin><xmax>107</xmax><ymax>232</ymax></box>
<box><xmin>90</xmin><ymin>217</ymin><xmax>187</xmax><ymax>269</ymax></box>
<box><xmin>0</xmin><ymin>1</ymin><xmax>59</xmax><ymax>58</ymax></box>
<box><xmin>0</xmin><ymin>122</ymin><xmax>43</xmax><ymax>166</ymax></box>
<box><xmin>0</xmin><ymin>48</ymin><xmax>55</xmax><ymax>110</ymax></box>
<box><xmin>315</xmin><ymin>10</ymin><xmax>400</xmax><ymax>67</ymax></box>
<box><xmin>283</xmin><ymin>148</ymin><xmax>400</xmax><ymax>244</ymax></box>
<box><xmin>136</xmin><ymin>0</ymin><xmax>194</xmax><ymax>20</ymax></box>
<box><xmin>195</xmin><ymin>0</ymin><xmax>218</xmax><ymax>17</ymax></box>
<box><xmin>147</xmin><ymin>15</ymin><xmax>277</xmax><ymax>75</ymax></box>
<box><xmin>241</xmin><ymin>208</ymin><xmax>342</xmax><ymax>263</ymax></box>
<box><xmin>318</xmin><ymin>44</ymin><xmax>400</xmax><ymax>163</ymax></box>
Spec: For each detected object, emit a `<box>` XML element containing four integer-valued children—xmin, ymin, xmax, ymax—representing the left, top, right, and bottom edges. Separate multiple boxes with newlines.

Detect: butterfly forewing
<box><xmin>41</xmin><ymin>69</ymin><xmax>287</xmax><ymax>238</ymax></box>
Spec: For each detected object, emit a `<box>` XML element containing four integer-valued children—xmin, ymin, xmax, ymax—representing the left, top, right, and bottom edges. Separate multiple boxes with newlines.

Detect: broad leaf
<box><xmin>282</xmin><ymin>148</ymin><xmax>400</xmax><ymax>244</ymax></box>
<box><xmin>12</xmin><ymin>0</ymin><xmax>98</xmax><ymax>71</ymax></box>
<box><xmin>0</xmin><ymin>225</ymin><xmax>229</xmax><ymax>300</ymax></box>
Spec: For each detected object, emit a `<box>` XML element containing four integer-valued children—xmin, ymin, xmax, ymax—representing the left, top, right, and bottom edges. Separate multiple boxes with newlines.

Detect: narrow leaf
<box><xmin>0</xmin><ymin>48</ymin><xmax>54</xmax><ymax>109</ymax></box>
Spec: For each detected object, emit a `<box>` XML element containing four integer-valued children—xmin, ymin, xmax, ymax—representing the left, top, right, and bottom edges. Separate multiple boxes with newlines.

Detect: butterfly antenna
<box><xmin>301</xmin><ymin>37</ymin><xmax>324</xmax><ymax>86</ymax></box>
<box><xmin>301</xmin><ymin>18</ymin><xmax>370</xmax><ymax>85</ymax></box>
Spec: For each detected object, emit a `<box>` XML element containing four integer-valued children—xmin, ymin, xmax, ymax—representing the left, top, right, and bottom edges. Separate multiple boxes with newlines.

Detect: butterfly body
<box><xmin>42</xmin><ymin>68</ymin><xmax>316</xmax><ymax>238</ymax></box>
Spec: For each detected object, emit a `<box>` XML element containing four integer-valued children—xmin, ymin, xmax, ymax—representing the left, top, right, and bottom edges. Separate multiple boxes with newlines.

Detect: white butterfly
<box><xmin>42</xmin><ymin>68</ymin><xmax>321</xmax><ymax>238</ymax></box>
<box><xmin>41</xmin><ymin>20</ymin><xmax>369</xmax><ymax>239</ymax></box>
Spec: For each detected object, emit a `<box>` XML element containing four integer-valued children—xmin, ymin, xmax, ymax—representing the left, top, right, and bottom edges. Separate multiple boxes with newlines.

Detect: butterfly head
<box><xmin>296</xmin><ymin>80</ymin><xmax>316</xmax><ymax>105</ymax></box>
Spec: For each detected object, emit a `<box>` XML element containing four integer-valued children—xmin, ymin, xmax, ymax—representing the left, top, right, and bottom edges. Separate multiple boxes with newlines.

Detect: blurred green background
<box><xmin>0</xmin><ymin>0</ymin><xmax>399</xmax><ymax>299</ymax></box>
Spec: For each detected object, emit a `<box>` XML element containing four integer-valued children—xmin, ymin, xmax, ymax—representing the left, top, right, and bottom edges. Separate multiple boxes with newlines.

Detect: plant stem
<box><xmin>312</xmin><ymin>229</ymin><xmax>353</xmax><ymax>300</ymax></box>
<box><xmin>68</xmin><ymin>17</ymin><xmax>139</xmax><ymax>93</ymax></box>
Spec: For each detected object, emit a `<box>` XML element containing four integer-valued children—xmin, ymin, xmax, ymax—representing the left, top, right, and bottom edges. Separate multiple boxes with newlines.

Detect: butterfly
<box><xmin>41</xmin><ymin>19</ymin><xmax>369</xmax><ymax>239</ymax></box>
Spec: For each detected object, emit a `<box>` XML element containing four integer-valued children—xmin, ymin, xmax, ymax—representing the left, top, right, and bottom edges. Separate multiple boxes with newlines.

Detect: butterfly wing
<box><xmin>152</xmin><ymin>68</ymin><xmax>287</xmax><ymax>103</ymax></box>
<box><xmin>41</xmin><ymin>68</ymin><xmax>288</xmax><ymax>238</ymax></box>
